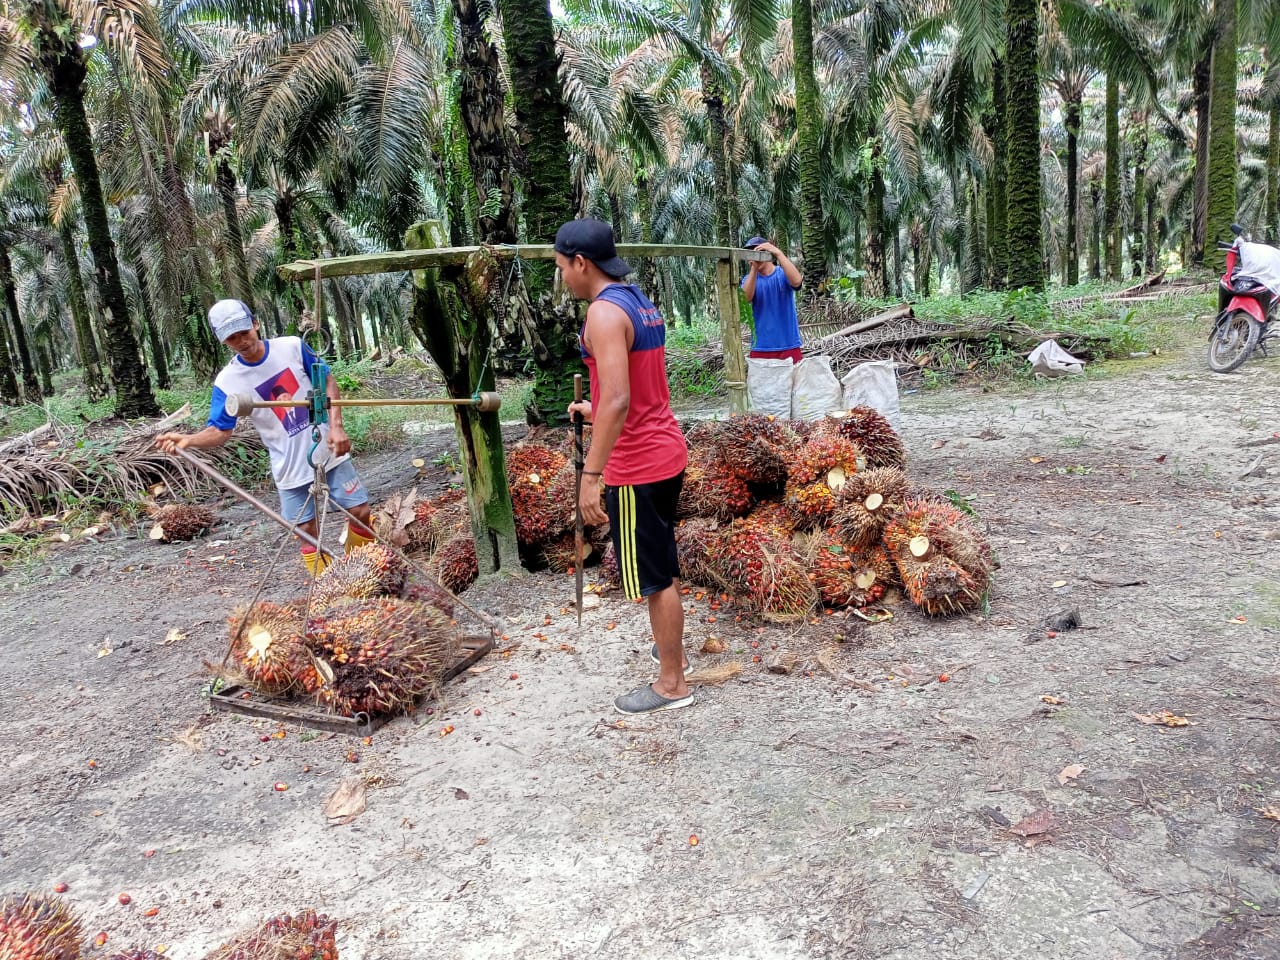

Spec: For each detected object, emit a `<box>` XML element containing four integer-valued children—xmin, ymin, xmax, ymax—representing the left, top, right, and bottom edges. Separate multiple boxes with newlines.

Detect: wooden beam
<box><xmin>715</xmin><ymin>257</ymin><xmax>748</xmax><ymax>414</ymax></box>
<box><xmin>279</xmin><ymin>244</ymin><xmax>772</xmax><ymax>281</ymax></box>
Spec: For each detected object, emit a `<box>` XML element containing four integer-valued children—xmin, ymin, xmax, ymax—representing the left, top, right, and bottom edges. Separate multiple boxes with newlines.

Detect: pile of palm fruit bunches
<box><xmin>0</xmin><ymin>891</ymin><xmax>337</xmax><ymax>960</ymax></box>
<box><xmin>383</xmin><ymin>406</ymin><xmax>995</xmax><ymax>623</ymax></box>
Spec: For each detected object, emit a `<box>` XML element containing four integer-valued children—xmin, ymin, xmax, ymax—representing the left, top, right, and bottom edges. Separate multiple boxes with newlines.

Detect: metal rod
<box><xmin>224</xmin><ymin>391</ymin><xmax>502</xmax><ymax>417</ymax></box>
<box><xmin>172</xmin><ymin>447</ymin><xmax>332</xmax><ymax>558</ymax></box>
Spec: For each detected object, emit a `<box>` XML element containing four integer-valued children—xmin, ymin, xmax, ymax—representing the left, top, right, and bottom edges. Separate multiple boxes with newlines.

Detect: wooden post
<box><xmin>715</xmin><ymin>256</ymin><xmax>748</xmax><ymax>414</ymax></box>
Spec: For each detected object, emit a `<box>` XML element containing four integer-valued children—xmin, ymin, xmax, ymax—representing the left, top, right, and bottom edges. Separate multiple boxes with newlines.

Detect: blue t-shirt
<box><xmin>742</xmin><ymin>266</ymin><xmax>801</xmax><ymax>351</ymax></box>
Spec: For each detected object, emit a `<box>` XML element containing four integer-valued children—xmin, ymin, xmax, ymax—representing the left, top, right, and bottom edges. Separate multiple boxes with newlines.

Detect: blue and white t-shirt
<box><xmin>208</xmin><ymin>337</ymin><xmax>349</xmax><ymax>490</ymax></box>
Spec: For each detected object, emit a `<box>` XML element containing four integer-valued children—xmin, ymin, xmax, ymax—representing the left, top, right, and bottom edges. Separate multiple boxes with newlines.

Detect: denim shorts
<box><xmin>278</xmin><ymin>459</ymin><xmax>369</xmax><ymax>524</ymax></box>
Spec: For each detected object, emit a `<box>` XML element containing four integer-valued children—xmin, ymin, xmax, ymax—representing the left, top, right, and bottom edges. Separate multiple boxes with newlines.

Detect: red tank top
<box><xmin>581</xmin><ymin>285</ymin><xmax>688</xmax><ymax>486</ymax></box>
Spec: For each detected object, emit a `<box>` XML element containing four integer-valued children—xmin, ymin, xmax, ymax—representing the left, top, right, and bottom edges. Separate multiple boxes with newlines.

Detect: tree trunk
<box><xmin>0</xmin><ymin>234</ymin><xmax>39</xmax><ymax>400</ymax></box>
<box><xmin>1003</xmin><ymin>0</ymin><xmax>1043</xmax><ymax>290</ymax></box>
<box><xmin>36</xmin><ymin>341</ymin><xmax>54</xmax><ymax>397</ymax></box>
<box><xmin>987</xmin><ymin>57</ymin><xmax>1008</xmax><ymax>289</ymax></box>
<box><xmin>58</xmin><ymin>216</ymin><xmax>106</xmax><ymax>398</ymax></box>
<box><xmin>794</xmin><ymin>0</ymin><xmax>826</xmax><ymax>290</ymax></box>
<box><xmin>1131</xmin><ymin>114</ymin><xmax>1148</xmax><ymax>279</ymax></box>
<box><xmin>892</xmin><ymin>222</ymin><xmax>903</xmax><ymax>298</ymax></box>
<box><xmin>43</xmin><ymin>36</ymin><xmax>157</xmax><ymax>416</ymax></box>
<box><xmin>0</xmin><ymin>290</ymin><xmax>18</xmax><ymax>404</ymax></box>
<box><xmin>1065</xmin><ymin>95</ymin><xmax>1081</xmax><ymax>286</ymax></box>
<box><xmin>133</xmin><ymin>256</ymin><xmax>170</xmax><ymax>390</ymax></box>
<box><xmin>911</xmin><ymin>220</ymin><xmax>932</xmax><ymax>297</ymax></box>
<box><xmin>1191</xmin><ymin>52</ymin><xmax>1211</xmax><ymax>264</ymax></box>
<box><xmin>1268</xmin><ymin>103</ymin><xmax>1280</xmax><ymax>242</ymax></box>
<box><xmin>636</xmin><ymin>172</ymin><xmax>659</xmax><ymax>304</ymax></box>
<box><xmin>1089</xmin><ymin>178</ymin><xmax>1102</xmax><ymax>280</ymax></box>
<box><xmin>1205</xmin><ymin>0</ymin><xmax>1238</xmax><ymax>264</ymax></box>
<box><xmin>701</xmin><ymin>62</ymin><xmax>732</xmax><ymax>247</ymax></box>
<box><xmin>864</xmin><ymin>162</ymin><xmax>887</xmax><ymax>298</ymax></box>
<box><xmin>216</xmin><ymin>155</ymin><xmax>256</xmax><ymax>310</ymax></box>
<box><xmin>1146</xmin><ymin>186</ymin><xmax>1158</xmax><ymax>272</ymax></box>
<box><xmin>406</xmin><ymin>220</ymin><xmax>520</xmax><ymax>578</ymax></box>
<box><xmin>454</xmin><ymin>0</ymin><xmax>518</xmax><ymax>244</ymax></box>
<box><xmin>1103</xmin><ymin>74</ymin><xmax>1121</xmax><ymax>281</ymax></box>
<box><xmin>963</xmin><ymin>178</ymin><xmax>982</xmax><ymax>293</ymax></box>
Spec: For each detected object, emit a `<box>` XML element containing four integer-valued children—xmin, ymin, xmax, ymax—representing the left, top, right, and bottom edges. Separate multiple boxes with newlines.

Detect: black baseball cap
<box><xmin>554</xmin><ymin>218</ymin><xmax>632</xmax><ymax>278</ymax></box>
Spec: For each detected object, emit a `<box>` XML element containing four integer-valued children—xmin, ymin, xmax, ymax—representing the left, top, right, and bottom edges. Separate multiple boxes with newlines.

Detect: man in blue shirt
<box><xmin>741</xmin><ymin>235</ymin><xmax>804</xmax><ymax>362</ymax></box>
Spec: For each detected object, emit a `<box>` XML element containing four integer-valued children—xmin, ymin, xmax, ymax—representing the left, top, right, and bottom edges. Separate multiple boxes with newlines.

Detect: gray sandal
<box><xmin>615</xmin><ymin>683</ymin><xmax>695</xmax><ymax>715</ymax></box>
<box><xmin>650</xmin><ymin>641</ymin><xmax>693</xmax><ymax>676</ymax></box>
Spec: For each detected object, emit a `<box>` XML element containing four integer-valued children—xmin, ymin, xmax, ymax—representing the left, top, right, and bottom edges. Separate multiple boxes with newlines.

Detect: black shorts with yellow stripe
<box><xmin>604</xmin><ymin>471</ymin><xmax>685</xmax><ymax>600</ymax></box>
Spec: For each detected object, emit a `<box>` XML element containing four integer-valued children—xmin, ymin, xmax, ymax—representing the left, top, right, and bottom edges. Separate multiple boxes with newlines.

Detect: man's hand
<box><xmin>155</xmin><ymin>431</ymin><xmax>190</xmax><ymax>455</ymax></box>
<box><xmin>327</xmin><ymin>423</ymin><xmax>351</xmax><ymax>457</ymax></box>
<box><xmin>579</xmin><ymin>477</ymin><xmax>608</xmax><ymax>526</ymax></box>
<box><xmin>567</xmin><ymin>400</ymin><xmax>593</xmax><ymax>423</ymax></box>
<box><xmin>754</xmin><ymin>240</ymin><xmax>782</xmax><ymax>260</ymax></box>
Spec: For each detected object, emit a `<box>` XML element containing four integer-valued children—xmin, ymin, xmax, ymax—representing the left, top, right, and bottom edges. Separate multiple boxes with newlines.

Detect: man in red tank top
<box><xmin>556</xmin><ymin>218</ymin><xmax>693</xmax><ymax>715</ymax></box>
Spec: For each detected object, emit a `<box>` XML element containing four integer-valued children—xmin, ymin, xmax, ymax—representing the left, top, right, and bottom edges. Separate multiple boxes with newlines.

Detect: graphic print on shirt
<box><xmin>256</xmin><ymin>368</ymin><xmax>308</xmax><ymax>436</ymax></box>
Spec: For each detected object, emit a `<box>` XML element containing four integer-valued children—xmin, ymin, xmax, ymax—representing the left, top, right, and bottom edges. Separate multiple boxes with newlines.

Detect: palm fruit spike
<box><xmin>784</xmin><ymin>434</ymin><xmax>865</xmax><ymax>528</ymax></box>
<box><xmin>808</xmin><ymin>533</ymin><xmax>878</xmax><ymax>608</ymax></box>
<box><xmin>147</xmin><ymin>503</ymin><xmax>215</xmax><ymax>543</ymax></box>
<box><xmin>882</xmin><ymin>497</ymin><xmax>994</xmax><ymax>615</ymax></box>
<box><xmin>676</xmin><ymin>447</ymin><xmax>752</xmax><ymax>522</ymax></box>
<box><xmin>428</xmin><ymin>534</ymin><xmax>479</xmax><ymax>594</ymax></box>
<box><xmin>597</xmin><ymin>541</ymin><xmax>620</xmax><ymax>590</ymax></box>
<box><xmin>830</xmin><ymin>466</ymin><xmax>908</xmax><ymax>548</ymax></box>
<box><xmin>308</xmin><ymin>598</ymin><xmax>460</xmax><ymax>717</ymax></box>
<box><xmin>711</xmin><ymin>520</ymin><xmax>817</xmax><ymax>622</ymax></box>
<box><xmin>404</xmin><ymin>489</ymin><xmax>466</xmax><ymax>555</ymax></box>
<box><xmin>736</xmin><ymin>501</ymin><xmax>797</xmax><ymax>539</ymax></box>
<box><xmin>826</xmin><ymin>406</ymin><xmax>906</xmax><ymax>470</ymax></box>
<box><xmin>309</xmin><ymin>543</ymin><xmax>408</xmax><ymax>612</ymax></box>
<box><xmin>228</xmin><ymin>601</ymin><xmax>315</xmax><ymax>695</ymax></box>
<box><xmin>673</xmin><ymin>517</ymin><xmax>726</xmax><ymax>591</ymax></box>
<box><xmin>506</xmin><ymin>442</ymin><xmax>570</xmax><ymax>545</ymax></box>
<box><xmin>0</xmin><ymin>893</ymin><xmax>83</xmax><ymax>960</ymax></box>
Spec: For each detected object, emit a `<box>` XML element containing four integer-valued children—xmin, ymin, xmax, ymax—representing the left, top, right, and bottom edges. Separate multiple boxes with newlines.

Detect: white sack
<box><xmin>1027</xmin><ymin>339</ymin><xmax>1085</xmax><ymax>377</ymax></box>
<box><xmin>840</xmin><ymin>360</ymin><xmax>902</xmax><ymax>430</ymax></box>
<box><xmin>791</xmin><ymin>356</ymin><xmax>844</xmax><ymax>422</ymax></box>
<box><xmin>746</xmin><ymin>358</ymin><xmax>794</xmax><ymax>418</ymax></box>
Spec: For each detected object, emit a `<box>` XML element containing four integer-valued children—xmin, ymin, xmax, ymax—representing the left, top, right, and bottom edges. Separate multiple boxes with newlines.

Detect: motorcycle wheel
<box><xmin>1207</xmin><ymin>310</ymin><xmax>1262</xmax><ymax>373</ymax></box>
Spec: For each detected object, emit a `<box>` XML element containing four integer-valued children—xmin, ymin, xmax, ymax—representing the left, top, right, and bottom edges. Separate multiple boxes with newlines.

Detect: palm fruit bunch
<box><xmin>0</xmin><ymin>893</ymin><xmax>82</xmax><ymax>960</ymax></box>
<box><xmin>784</xmin><ymin>435</ymin><xmax>864</xmax><ymax>526</ymax></box>
<box><xmin>307</xmin><ymin>598</ymin><xmax>460</xmax><ymax>717</ymax></box>
<box><xmin>402</xmin><ymin>488</ymin><xmax>465</xmax><ymax>554</ymax></box>
<box><xmin>309</xmin><ymin>543</ymin><xmax>407</xmax><ymax>612</ymax></box>
<box><xmin>428</xmin><ymin>534</ymin><xmax>478</xmax><ymax>594</ymax></box>
<box><xmin>673</xmin><ymin>518</ymin><xmax>725</xmax><ymax>591</ymax></box>
<box><xmin>506</xmin><ymin>443</ymin><xmax>570</xmax><ymax>544</ymax></box>
<box><xmin>228</xmin><ymin>601</ymin><xmax>316</xmax><ymax>694</ymax></box>
<box><xmin>820</xmin><ymin>406</ymin><xmax>906</xmax><ymax>469</ymax></box>
<box><xmin>202</xmin><ymin>909</ymin><xmax>337</xmax><ymax>960</ymax></box>
<box><xmin>677</xmin><ymin>447</ymin><xmax>751</xmax><ymax>521</ymax></box>
<box><xmin>709</xmin><ymin>414</ymin><xmax>801</xmax><ymax>488</ymax></box>
<box><xmin>711</xmin><ymin>519</ymin><xmax>817</xmax><ymax>622</ymax></box>
<box><xmin>597</xmin><ymin>541</ymin><xmax>620</xmax><ymax>589</ymax></box>
<box><xmin>831</xmin><ymin>466</ymin><xmax>908</xmax><ymax>548</ymax></box>
<box><xmin>882</xmin><ymin>497</ymin><xmax>993</xmax><ymax>615</ymax></box>
<box><xmin>541</xmin><ymin>532</ymin><xmax>595</xmax><ymax>574</ymax></box>
<box><xmin>808</xmin><ymin>533</ymin><xmax>868</xmax><ymax>608</ymax></box>
<box><xmin>147</xmin><ymin>503</ymin><xmax>215</xmax><ymax>543</ymax></box>
<box><xmin>735</xmin><ymin>500</ymin><xmax>796</xmax><ymax>539</ymax></box>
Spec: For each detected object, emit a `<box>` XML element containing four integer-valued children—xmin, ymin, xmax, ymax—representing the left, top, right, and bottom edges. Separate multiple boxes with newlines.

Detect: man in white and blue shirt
<box><xmin>157</xmin><ymin>299</ymin><xmax>374</xmax><ymax>576</ymax></box>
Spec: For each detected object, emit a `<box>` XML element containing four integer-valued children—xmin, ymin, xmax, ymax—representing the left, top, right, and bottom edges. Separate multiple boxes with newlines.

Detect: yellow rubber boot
<box><xmin>343</xmin><ymin>522</ymin><xmax>376</xmax><ymax>555</ymax></box>
<box><xmin>301</xmin><ymin>547</ymin><xmax>331</xmax><ymax>577</ymax></box>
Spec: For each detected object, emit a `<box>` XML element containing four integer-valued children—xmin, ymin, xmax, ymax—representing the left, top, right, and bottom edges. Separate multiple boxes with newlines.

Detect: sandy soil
<box><xmin>1</xmin><ymin>339</ymin><xmax>1278</xmax><ymax>960</ymax></box>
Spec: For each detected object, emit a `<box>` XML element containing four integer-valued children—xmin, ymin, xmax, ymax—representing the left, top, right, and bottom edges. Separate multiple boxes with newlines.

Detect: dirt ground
<box><xmin>2</xmin><ymin>337</ymin><xmax>1278</xmax><ymax>960</ymax></box>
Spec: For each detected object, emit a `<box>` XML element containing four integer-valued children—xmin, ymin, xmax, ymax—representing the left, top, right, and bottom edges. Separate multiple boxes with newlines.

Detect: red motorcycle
<box><xmin>1209</xmin><ymin>224</ymin><xmax>1280</xmax><ymax>373</ymax></box>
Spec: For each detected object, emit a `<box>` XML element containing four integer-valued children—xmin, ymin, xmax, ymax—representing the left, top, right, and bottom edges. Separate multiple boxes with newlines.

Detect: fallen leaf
<box><xmin>1009</xmin><ymin>808</ymin><xmax>1056</xmax><ymax>837</ymax></box>
<box><xmin>1040</xmin><ymin>695</ymin><xmax>1065</xmax><ymax>705</ymax></box>
<box><xmin>930</xmin><ymin>439</ymin><xmax>948</xmax><ymax>449</ymax></box>
<box><xmin>699</xmin><ymin>636</ymin><xmax>727</xmax><ymax>654</ymax></box>
<box><xmin>1259</xmin><ymin>806</ymin><xmax>1280</xmax><ymax>822</ymax></box>
<box><xmin>454</xmin><ymin>787</ymin><xmax>470</xmax><ymax>800</ymax></box>
<box><xmin>97</xmin><ymin>645</ymin><xmax>113</xmax><ymax>658</ymax></box>
<box><xmin>1228</xmin><ymin>615</ymin><xmax>1247</xmax><ymax>624</ymax></box>
<box><xmin>1029</xmin><ymin>456</ymin><xmax>1045</xmax><ymax>464</ymax></box>
<box><xmin>850</xmin><ymin>607</ymin><xmax>893</xmax><ymax>623</ymax></box>
<box><xmin>1056</xmin><ymin>763</ymin><xmax>1085</xmax><ymax>786</ymax></box>
<box><xmin>324</xmin><ymin>778</ymin><xmax>367</xmax><ymax>826</ymax></box>
<box><xmin>1132</xmin><ymin>710</ymin><xmax>1194</xmax><ymax>727</ymax></box>
<box><xmin>160</xmin><ymin>628</ymin><xmax>185</xmax><ymax>646</ymax></box>
<box><xmin>1052</xmin><ymin>580</ymin><xmax>1068</xmax><ymax>588</ymax></box>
